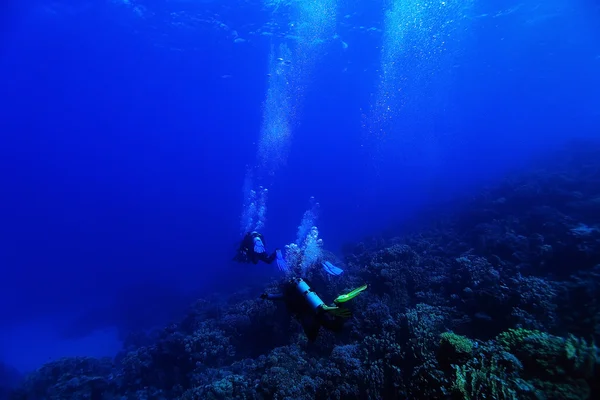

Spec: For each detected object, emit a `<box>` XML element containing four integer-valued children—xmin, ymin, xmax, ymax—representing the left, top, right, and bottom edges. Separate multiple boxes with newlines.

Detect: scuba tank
<box><xmin>290</xmin><ymin>277</ymin><xmax>325</xmax><ymax>311</ymax></box>
<box><xmin>288</xmin><ymin>277</ymin><xmax>368</xmax><ymax>318</ymax></box>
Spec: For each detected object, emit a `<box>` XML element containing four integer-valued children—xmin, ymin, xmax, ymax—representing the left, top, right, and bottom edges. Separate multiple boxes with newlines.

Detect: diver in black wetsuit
<box><xmin>233</xmin><ymin>231</ymin><xmax>278</xmax><ymax>264</ymax></box>
<box><xmin>261</xmin><ymin>277</ymin><xmax>367</xmax><ymax>341</ymax></box>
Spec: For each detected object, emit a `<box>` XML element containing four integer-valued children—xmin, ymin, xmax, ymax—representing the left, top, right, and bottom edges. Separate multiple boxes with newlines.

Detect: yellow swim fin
<box><xmin>333</xmin><ymin>284</ymin><xmax>368</xmax><ymax>304</ymax></box>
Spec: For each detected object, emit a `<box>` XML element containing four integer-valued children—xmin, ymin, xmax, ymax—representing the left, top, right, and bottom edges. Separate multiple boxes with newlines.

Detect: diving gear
<box><xmin>275</xmin><ymin>249</ymin><xmax>289</xmax><ymax>273</ymax></box>
<box><xmin>322</xmin><ymin>261</ymin><xmax>344</xmax><ymax>276</ymax></box>
<box><xmin>234</xmin><ymin>232</ymin><xmax>278</xmax><ymax>265</ymax></box>
<box><xmin>334</xmin><ymin>284</ymin><xmax>368</xmax><ymax>304</ymax></box>
<box><xmin>253</xmin><ymin>236</ymin><xmax>266</xmax><ymax>253</ymax></box>
<box><xmin>292</xmin><ymin>278</ymin><xmax>325</xmax><ymax>311</ymax></box>
<box><xmin>321</xmin><ymin>284</ymin><xmax>368</xmax><ymax>318</ymax></box>
<box><xmin>290</xmin><ymin>278</ymin><xmax>366</xmax><ymax>318</ymax></box>
<box><xmin>261</xmin><ymin>277</ymin><xmax>367</xmax><ymax>340</ymax></box>
<box><xmin>321</xmin><ymin>305</ymin><xmax>352</xmax><ymax>318</ymax></box>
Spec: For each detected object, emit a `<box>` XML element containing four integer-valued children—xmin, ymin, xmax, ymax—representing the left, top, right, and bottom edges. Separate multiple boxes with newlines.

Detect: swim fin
<box><xmin>334</xmin><ymin>284</ymin><xmax>368</xmax><ymax>304</ymax></box>
<box><xmin>321</xmin><ymin>304</ymin><xmax>352</xmax><ymax>318</ymax></box>
<box><xmin>253</xmin><ymin>237</ymin><xmax>266</xmax><ymax>253</ymax></box>
<box><xmin>276</xmin><ymin>249</ymin><xmax>288</xmax><ymax>273</ymax></box>
<box><xmin>322</xmin><ymin>261</ymin><xmax>344</xmax><ymax>276</ymax></box>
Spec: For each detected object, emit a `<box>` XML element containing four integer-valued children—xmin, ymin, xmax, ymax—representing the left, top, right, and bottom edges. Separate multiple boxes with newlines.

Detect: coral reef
<box><xmin>10</xmin><ymin>140</ymin><xmax>600</xmax><ymax>399</ymax></box>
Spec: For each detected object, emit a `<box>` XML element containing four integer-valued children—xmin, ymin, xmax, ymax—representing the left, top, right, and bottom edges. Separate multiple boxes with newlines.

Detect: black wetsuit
<box><xmin>264</xmin><ymin>279</ymin><xmax>345</xmax><ymax>341</ymax></box>
<box><xmin>234</xmin><ymin>232</ymin><xmax>277</xmax><ymax>264</ymax></box>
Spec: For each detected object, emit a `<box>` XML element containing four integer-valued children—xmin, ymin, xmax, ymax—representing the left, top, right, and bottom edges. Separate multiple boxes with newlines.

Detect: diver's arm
<box><xmin>260</xmin><ymin>293</ymin><xmax>284</xmax><ymax>301</ymax></box>
<box><xmin>256</xmin><ymin>251</ymin><xmax>277</xmax><ymax>264</ymax></box>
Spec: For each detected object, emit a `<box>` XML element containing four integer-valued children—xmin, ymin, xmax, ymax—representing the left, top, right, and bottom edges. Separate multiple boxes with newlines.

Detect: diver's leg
<box><xmin>302</xmin><ymin>316</ymin><xmax>321</xmax><ymax>341</ymax></box>
<box><xmin>318</xmin><ymin>313</ymin><xmax>345</xmax><ymax>333</ymax></box>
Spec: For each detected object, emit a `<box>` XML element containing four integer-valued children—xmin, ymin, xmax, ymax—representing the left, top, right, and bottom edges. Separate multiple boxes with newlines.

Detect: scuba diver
<box><xmin>261</xmin><ymin>277</ymin><xmax>367</xmax><ymax>341</ymax></box>
<box><xmin>233</xmin><ymin>231</ymin><xmax>287</xmax><ymax>270</ymax></box>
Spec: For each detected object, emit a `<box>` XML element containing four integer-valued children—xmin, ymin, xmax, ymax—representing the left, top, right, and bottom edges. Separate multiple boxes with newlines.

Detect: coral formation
<box><xmin>10</xmin><ymin>140</ymin><xmax>600</xmax><ymax>399</ymax></box>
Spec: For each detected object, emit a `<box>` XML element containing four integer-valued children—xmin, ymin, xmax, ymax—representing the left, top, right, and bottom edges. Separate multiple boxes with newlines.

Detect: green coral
<box><xmin>437</xmin><ymin>332</ymin><xmax>474</xmax><ymax>370</ymax></box>
<box><xmin>452</xmin><ymin>356</ymin><xmax>526</xmax><ymax>400</ymax></box>
<box><xmin>493</xmin><ymin>328</ymin><xmax>599</xmax><ymax>399</ymax></box>
<box><xmin>447</xmin><ymin>329</ymin><xmax>600</xmax><ymax>400</ymax></box>
<box><xmin>441</xmin><ymin>332</ymin><xmax>474</xmax><ymax>354</ymax></box>
<box><xmin>564</xmin><ymin>334</ymin><xmax>598</xmax><ymax>379</ymax></box>
<box><xmin>497</xmin><ymin>328</ymin><xmax>562</xmax><ymax>377</ymax></box>
<box><xmin>496</xmin><ymin>328</ymin><xmax>599</xmax><ymax>379</ymax></box>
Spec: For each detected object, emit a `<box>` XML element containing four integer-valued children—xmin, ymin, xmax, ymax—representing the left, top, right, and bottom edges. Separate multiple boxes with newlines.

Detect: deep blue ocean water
<box><xmin>0</xmin><ymin>0</ymin><xmax>598</xmax><ymax>373</ymax></box>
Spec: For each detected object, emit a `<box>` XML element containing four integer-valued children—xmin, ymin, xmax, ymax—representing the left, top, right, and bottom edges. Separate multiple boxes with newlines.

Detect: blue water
<box><xmin>0</xmin><ymin>0</ymin><xmax>598</xmax><ymax>373</ymax></box>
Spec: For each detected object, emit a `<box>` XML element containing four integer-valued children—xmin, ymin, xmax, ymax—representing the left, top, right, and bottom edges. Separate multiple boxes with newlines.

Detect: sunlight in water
<box><xmin>240</xmin><ymin>0</ymin><xmax>338</xmax><ymax>231</ymax></box>
<box><xmin>240</xmin><ymin>170</ymin><xmax>269</xmax><ymax>234</ymax></box>
<box><xmin>257</xmin><ymin>43</ymin><xmax>294</xmax><ymax>175</ymax></box>
<box><xmin>288</xmin><ymin>0</ymin><xmax>337</xmax><ymax>109</ymax></box>
<box><xmin>257</xmin><ymin>0</ymin><xmax>338</xmax><ymax>173</ymax></box>
<box><xmin>365</xmin><ymin>0</ymin><xmax>473</xmax><ymax>163</ymax></box>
